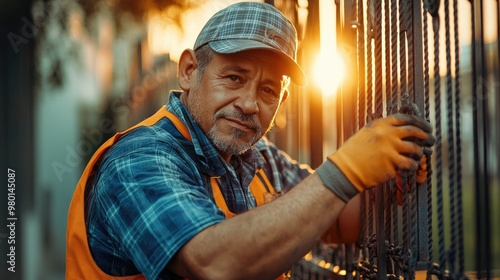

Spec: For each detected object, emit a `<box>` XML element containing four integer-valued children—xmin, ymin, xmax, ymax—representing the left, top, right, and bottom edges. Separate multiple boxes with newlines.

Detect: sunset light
<box><xmin>313</xmin><ymin>0</ymin><xmax>345</xmax><ymax>97</ymax></box>
<box><xmin>312</xmin><ymin>51</ymin><xmax>345</xmax><ymax>96</ymax></box>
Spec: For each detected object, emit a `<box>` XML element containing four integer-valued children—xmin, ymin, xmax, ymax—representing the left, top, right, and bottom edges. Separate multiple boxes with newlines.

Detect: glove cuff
<box><xmin>316</xmin><ymin>160</ymin><xmax>360</xmax><ymax>203</ymax></box>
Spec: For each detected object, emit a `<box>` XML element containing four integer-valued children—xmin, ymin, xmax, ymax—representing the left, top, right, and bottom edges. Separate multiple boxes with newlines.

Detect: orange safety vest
<box><xmin>66</xmin><ymin>106</ymin><xmax>285</xmax><ymax>279</ymax></box>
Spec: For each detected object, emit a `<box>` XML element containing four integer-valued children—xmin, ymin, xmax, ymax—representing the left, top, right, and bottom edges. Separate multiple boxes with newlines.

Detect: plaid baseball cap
<box><xmin>194</xmin><ymin>2</ymin><xmax>307</xmax><ymax>86</ymax></box>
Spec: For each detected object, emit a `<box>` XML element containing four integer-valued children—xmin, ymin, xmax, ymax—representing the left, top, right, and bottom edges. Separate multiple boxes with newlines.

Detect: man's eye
<box><xmin>262</xmin><ymin>87</ymin><xmax>278</xmax><ymax>97</ymax></box>
<box><xmin>227</xmin><ymin>75</ymin><xmax>240</xmax><ymax>82</ymax></box>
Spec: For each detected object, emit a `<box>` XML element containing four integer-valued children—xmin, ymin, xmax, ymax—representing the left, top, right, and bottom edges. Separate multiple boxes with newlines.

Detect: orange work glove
<box><xmin>317</xmin><ymin>114</ymin><xmax>435</xmax><ymax>202</ymax></box>
<box><xmin>396</xmin><ymin>154</ymin><xmax>428</xmax><ymax>205</ymax></box>
<box><xmin>416</xmin><ymin>154</ymin><xmax>428</xmax><ymax>184</ymax></box>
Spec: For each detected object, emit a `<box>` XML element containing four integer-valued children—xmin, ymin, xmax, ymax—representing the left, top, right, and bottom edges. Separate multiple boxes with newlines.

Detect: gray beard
<box><xmin>206</xmin><ymin>110</ymin><xmax>263</xmax><ymax>156</ymax></box>
<box><xmin>185</xmin><ymin>86</ymin><xmax>270</xmax><ymax>156</ymax></box>
<box><xmin>207</xmin><ymin>123</ymin><xmax>260</xmax><ymax>156</ymax></box>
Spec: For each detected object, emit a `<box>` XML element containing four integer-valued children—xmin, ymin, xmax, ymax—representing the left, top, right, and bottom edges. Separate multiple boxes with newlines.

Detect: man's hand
<box><xmin>396</xmin><ymin>151</ymin><xmax>430</xmax><ymax>205</ymax></box>
<box><xmin>327</xmin><ymin>114</ymin><xmax>435</xmax><ymax>192</ymax></box>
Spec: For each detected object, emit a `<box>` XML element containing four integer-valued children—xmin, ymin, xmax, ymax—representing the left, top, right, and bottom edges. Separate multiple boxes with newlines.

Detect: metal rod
<box><xmin>471</xmin><ymin>0</ymin><xmax>492</xmax><ymax>278</ymax></box>
<box><xmin>376</xmin><ymin>184</ymin><xmax>387</xmax><ymax>278</ymax></box>
<box><xmin>497</xmin><ymin>3</ymin><xmax>500</xmax><ymax>265</ymax></box>
<box><xmin>410</xmin><ymin>0</ymin><xmax>432</xmax><ymax>270</ymax></box>
<box><xmin>373</xmin><ymin>0</ymin><xmax>386</xmax><ymax>276</ymax></box>
<box><xmin>452</xmin><ymin>0</ymin><xmax>465</xmax><ymax>275</ymax></box>
<box><xmin>444</xmin><ymin>0</ymin><xmax>458</xmax><ymax>275</ymax></box>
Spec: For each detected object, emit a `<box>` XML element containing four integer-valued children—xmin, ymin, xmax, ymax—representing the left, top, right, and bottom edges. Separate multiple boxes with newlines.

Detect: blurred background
<box><xmin>1</xmin><ymin>0</ymin><xmax>499</xmax><ymax>279</ymax></box>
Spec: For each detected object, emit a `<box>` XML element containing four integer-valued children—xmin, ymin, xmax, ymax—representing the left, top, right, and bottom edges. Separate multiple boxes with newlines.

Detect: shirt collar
<box><xmin>166</xmin><ymin>91</ymin><xmax>265</xmax><ymax>176</ymax></box>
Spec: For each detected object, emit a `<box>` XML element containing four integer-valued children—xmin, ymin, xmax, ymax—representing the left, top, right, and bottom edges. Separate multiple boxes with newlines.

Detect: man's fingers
<box><xmin>394</xmin><ymin>119</ymin><xmax>436</xmax><ymax>147</ymax></box>
<box><xmin>403</xmin><ymin>134</ymin><xmax>436</xmax><ymax>147</ymax></box>
<box><xmin>399</xmin><ymin>141</ymin><xmax>424</xmax><ymax>160</ymax></box>
<box><xmin>395</xmin><ymin>155</ymin><xmax>419</xmax><ymax>173</ymax></box>
<box><xmin>423</xmin><ymin>147</ymin><xmax>433</xmax><ymax>156</ymax></box>
<box><xmin>391</xmin><ymin>114</ymin><xmax>433</xmax><ymax>133</ymax></box>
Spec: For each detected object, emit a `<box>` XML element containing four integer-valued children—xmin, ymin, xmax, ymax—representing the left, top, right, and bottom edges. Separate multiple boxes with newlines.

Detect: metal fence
<box><xmin>289</xmin><ymin>0</ymin><xmax>499</xmax><ymax>279</ymax></box>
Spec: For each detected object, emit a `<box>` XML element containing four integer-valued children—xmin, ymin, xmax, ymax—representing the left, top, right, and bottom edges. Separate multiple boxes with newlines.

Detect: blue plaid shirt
<box><xmin>86</xmin><ymin>91</ymin><xmax>312</xmax><ymax>279</ymax></box>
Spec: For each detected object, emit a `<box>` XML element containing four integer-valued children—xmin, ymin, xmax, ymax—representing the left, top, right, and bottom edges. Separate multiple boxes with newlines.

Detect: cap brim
<box><xmin>208</xmin><ymin>40</ymin><xmax>308</xmax><ymax>86</ymax></box>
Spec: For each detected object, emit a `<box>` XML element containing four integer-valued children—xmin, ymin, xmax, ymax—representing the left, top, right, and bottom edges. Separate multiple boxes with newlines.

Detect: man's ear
<box><xmin>280</xmin><ymin>90</ymin><xmax>289</xmax><ymax>104</ymax></box>
<box><xmin>178</xmin><ymin>49</ymin><xmax>198</xmax><ymax>91</ymax></box>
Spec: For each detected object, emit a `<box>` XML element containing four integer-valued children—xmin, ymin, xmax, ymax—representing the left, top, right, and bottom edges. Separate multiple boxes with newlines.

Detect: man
<box><xmin>66</xmin><ymin>2</ymin><xmax>435</xmax><ymax>279</ymax></box>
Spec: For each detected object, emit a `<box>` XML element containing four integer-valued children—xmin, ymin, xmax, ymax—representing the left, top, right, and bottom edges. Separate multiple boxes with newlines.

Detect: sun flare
<box><xmin>312</xmin><ymin>0</ymin><xmax>346</xmax><ymax>97</ymax></box>
<box><xmin>312</xmin><ymin>51</ymin><xmax>345</xmax><ymax>96</ymax></box>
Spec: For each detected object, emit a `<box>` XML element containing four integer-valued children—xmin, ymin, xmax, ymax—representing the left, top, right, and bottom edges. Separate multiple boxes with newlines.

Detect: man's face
<box><xmin>183</xmin><ymin>49</ymin><xmax>289</xmax><ymax>160</ymax></box>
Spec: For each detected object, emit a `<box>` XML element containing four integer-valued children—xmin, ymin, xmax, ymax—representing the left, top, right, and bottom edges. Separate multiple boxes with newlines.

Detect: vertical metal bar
<box><xmin>384</xmin><ymin>0</ymin><xmax>391</xmax><ymax>113</ymax></box>
<box><xmin>496</xmin><ymin>4</ymin><xmax>500</xmax><ymax>271</ymax></box>
<box><xmin>376</xmin><ymin>185</ymin><xmax>387</xmax><ymax>279</ymax></box>
<box><xmin>390</xmin><ymin>2</ymin><xmax>400</xmax><ymax>276</ymax></box>
<box><xmin>305</xmin><ymin>0</ymin><xmax>323</xmax><ymax>169</ymax></box>
<box><xmin>373</xmin><ymin>0</ymin><xmax>387</xmax><ymax>277</ymax></box>
<box><xmin>431</xmin><ymin>5</ymin><xmax>446</xmax><ymax>274</ymax></box>
<box><xmin>410</xmin><ymin>0</ymin><xmax>429</xmax><ymax>269</ymax></box>
<box><xmin>497</xmin><ymin>4</ymin><xmax>500</xmax><ymax>267</ymax></box>
<box><xmin>452</xmin><ymin>0</ymin><xmax>465</xmax><ymax>276</ymax></box>
<box><xmin>444</xmin><ymin>0</ymin><xmax>458</xmax><ymax>276</ymax></box>
<box><xmin>471</xmin><ymin>0</ymin><xmax>492</xmax><ymax>278</ymax></box>
<box><xmin>366</xmin><ymin>0</ymin><xmax>374</xmax><ymax>119</ymax></box>
<box><xmin>340</xmin><ymin>2</ymin><xmax>359</xmax><ymax>249</ymax></box>
<box><xmin>390</xmin><ymin>0</ymin><xmax>399</xmax><ymax>112</ymax></box>
<box><xmin>421</xmin><ymin>2</ymin><xmax>435</xmax><ymax>277</ymax></box>
<box><xmin>356</xmin><ymin>0</ymin><xmax>366</xmax><ymax>130</ymax></box>
<box><xmin>407</xmin><ymin>3</ymin><xmax>418</xmax><ymax>273</ymax></box>
<box><xmin>399</xmin><ymin>2</ymin><xmax>410</xmax><ymax>277</ymax></box>
<box><xmin>340</xmin><ymin>0</ymin><xmax>361</xmax><ymax>273</ymax></box>
<box><xmin>336</xmin><ymin>0</ymin><xmax>345</xmax><ymax>147</ymax></box>
<box><xmin>374</xmin><ymin>0</ymin><xmax>383</xmax><ymax>120</ymax></box>
<box><xmin>355</xmin><ymin>0</ymin><xmax>367</xmax><ymax>272</ymax></box>
<box><xmin>470</xmin><ymin>2</ymin><xmax>482</xmax><ymax>276</ymax></box>
<box><xmin>343</xmin><ymin>0</ymin><xmax>359</xmax><ymax>141</ymax></box>
<box><xmin>398</xmin><ymin>0</ymin><xmax>407</xmax><ymax>95</ymax></box>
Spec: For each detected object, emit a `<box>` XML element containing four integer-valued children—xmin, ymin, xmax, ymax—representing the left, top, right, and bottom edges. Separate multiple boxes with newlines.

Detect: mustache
<box><xmin>214</xmin><ymin>110</ymin><xmax>260</xmax><ymax>131</ymax></box>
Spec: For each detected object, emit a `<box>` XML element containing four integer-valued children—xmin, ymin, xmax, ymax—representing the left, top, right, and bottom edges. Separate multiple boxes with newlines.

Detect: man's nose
<box><xmin>234</xmin><ymin>89</ymin><xmax>259</xmax><ymax>115</ymax></box>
